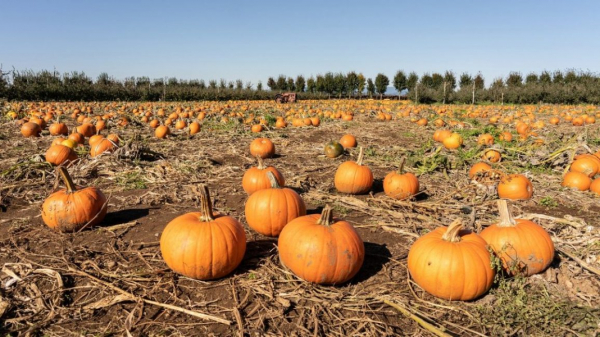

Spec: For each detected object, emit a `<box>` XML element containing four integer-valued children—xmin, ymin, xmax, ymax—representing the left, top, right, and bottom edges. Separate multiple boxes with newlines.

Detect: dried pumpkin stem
<box><xmin>317</xmin><ymin>205</ymin><xmax>334</xmax><ymax>227</ymax></box>
<box><xmin>198</xmin><ymin>184</ymin><xmax>215</xmax><ymax>222</ymax></box>
<box><xmin>356</xmin><ymin>147</ymin><xmax>365</xmax><ymax>166</ymax></box>
<box><xmin>266</xmin><ymin>171</ymin><xmax>281</xmax><ymax>189</ymax></box>
<box><xmin>496</xmin><ymin>199</ymin><xmax>517</xmax><ymax>227</ymax></box>
<box><xmin>397</xmin><ymin>157</ymin><xmax>406</xmax><ymax>174</ymax></box>
<box><xmin>256</xmin><ymin>155</ymin><xmax>266</xmax><ymax>170</ymax></box>
<box><xmin>57</xmin><ymin>166</ymin><xmax>77</xmax><ymax>193</ymax></box>
<box><xmin>441</xmin><ymin>219</ymin><xmax>463</xmax><ymax>242</ymax></box>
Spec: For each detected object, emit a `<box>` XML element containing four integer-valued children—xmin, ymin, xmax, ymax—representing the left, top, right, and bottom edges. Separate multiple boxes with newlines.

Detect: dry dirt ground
<box><xmin>1</xmin><ymin>108</ymin><xmax>599</xmax><ymax>336</ymax></box>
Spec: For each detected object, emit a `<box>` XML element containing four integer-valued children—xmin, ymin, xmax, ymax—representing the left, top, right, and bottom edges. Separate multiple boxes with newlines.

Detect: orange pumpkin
<box><xmin>249</xmin><ymin>138</ymin><xmax>275</xmax><ymax>159</ymax></box>
<box><xmin>483</xmin><ymin>149</ymin><xmax>501</xmax><ymax>163</ymax></box>
<box><xmin>442</xmin><ymin>133</ymin><xmax>463</xmax><ymax>150</ymax></box>
<box><xmin>477</xmin><ymin>134</ymin><xmax>494</xmax><ymax>146</ymax></box>
<box><xmin>49</xmin><ymin>122</ymin><xmax>69</xmax><ymax>136</ymax></box>
<box><xmin>432</xmin><ymin>129</ymin><xmax>452</xmax><ymax>143</ymax></box>
<box><xmin>245</xmin><ymin>172</ymin><xmax>306</xmax><ymax>237</ymax></box>
<box><xmin>45</xmin><ymin>144</ymin><xmax>77</xmax><ymax>166</ymax></box>
<box><xmin>499</xmin><ymin>131</ymin><xmax>513</xmax><ymax>142</ymax></box>
<box><xmin>339</xmin><ymin>134</ymin><xmax>357</xmax><ymax>148</ymax></box>
<box><xmin>407</xmin><ymin>219</ymin><xmax>494</xmax><ymax>301</ymax></box>
<box><xmin>90</xmin><ymin>139</ymin><xmax>116</xmax><ymax>157</ymax></box>
<box><xmin>242</xmin><ymin>156</ymin><xmax>285</xmax><ymax>195</ymax></box>
<box><xmin>41</xmin><ymin>167</ymin><xmax>107</xmax><ymax>232</ymax></box>
<box><xmin>334</xmin><ymin>147</ymin><xmax>373</xmax><ymax>194</ymax></box>
<box><xmin>155</xmin><ymin>125</ymin><xmax>170</xmax><ymax>139</ymax></box>
<box><xmin>570</xmin><ymin>155</ymin><xmax>600</xmax><ymax>177</ymax></box>
<box><xmin>278</xmin><ymin>205</ymin><xmax>364</xmax><ymax>284</ymax></box>
<box><xmin>189</xmin><ymin>122</ymin><xmax>201</xmax><ymax>135</ymax></box>
<box><xmin>498</xmin><ymin>174</ymin><xmax>533</xmax><ymax>200</ymax></box>
<box><xmin>480</xmin><ymin>200</ymin><xmax>555</xmax><ymax>276</ymax></box>
<box><xmin>383</xmin><ymin>158</ymin><xmax>419</xmax><ymax>200</ymax></box>
<box><xmin>251</xmin><ymin>124</ymin><xmax>263</xmax><ymax>133</ymax></box>
<box><xmin>76</xmin><ymin>123</ymin><xmax>96</xmax><ymax>138</ymax></box>
<box><xmin>562</xmin><ymin>171</ymin><xmax>591</xmax><ymax>191</ymax></box>
<box><xmin>468</xmin><ymin>162</ymin><xmax>492</xmax><ymax>179</ymax></box>
<box><xmin>21</xmin><ymin>122</ymin><xmax>42</xmax><ymax>137</ymax></box>
<box><xmin>590</xmin><ymin>178</ymin><xmax>600</xmax><ymax>195</ymax></box>
<box><xmin>160</xmin><ymin>185</ymin><xmax>246</xmax><ymax>280</ymax></box>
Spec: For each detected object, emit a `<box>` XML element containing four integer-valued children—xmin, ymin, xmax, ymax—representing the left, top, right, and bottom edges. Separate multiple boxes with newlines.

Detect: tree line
<box><xmin>1</xmin><ymin>66</ymin><xmax>599</xmax><ymax>104</ymax></box>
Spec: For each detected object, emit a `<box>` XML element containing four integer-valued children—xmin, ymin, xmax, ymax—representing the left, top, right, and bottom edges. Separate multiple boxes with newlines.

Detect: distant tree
<box><xmin>168</xmin><ymin>77</ymin><xmax>178</xmax><ymax>86</ymax></box>
<box><xmin>393</xmin><ymin>70</ymin><xmax>407</xmax><ymax>99</ymax></box>
<box><xmin>346</xmin><ymin>71</ymin><xmax>359</xmax><ymax>98</ymax></box>
<box><xmin>228</xmin><ymin>81</ymin><xmax>234</xmax><ymax>89</ymax></box>
<box><xmin>316</xmin><ymin>74</ymin><xmax>325</xmax><ymax>94</ymax></box>
<box><xmin>236</xmin><ymin>79</ymin><xmax>243</xmax><ymax>90</ymax></box>
<box><xmin>407</xmin><ymin>72</ymin><xmax>419</xmax><ymax>102</ymax></box>
<box><xmin>539</xmin><ymin>71</ymin><xmax>552</xmax><ymax>85</ymax></box>
<box><xmin>209</xmin><ymin>80</ymin><xmax>217</xmax><ymax>89</ymax></box>
<box><xmin>323</xmin><ymin>72</ymin><xmax>335</xmax><ymax>98</ymax></box>
<box><xmin>199</xmin><ymin>79</ymin><xmax>206</xmax><ymax>89</ymax></box>
<box><xmin>375</xmin><ymin>73</ymin><xmax>389</xmax><ymax>99</ymax></box>
<box><xmin>97</xmin><ymin>72</ymin><xmax>111</xmax><ymax>86</ymax></box>
<box><xmin>357</xmin><ymin>73</ymin><xmax>366</xmax><ymax>98</ymax></box>
<box><xmin>334</xmin><ymin>73</ymin><xmax>347</xmax><ymax>98</ymax></box>
<box><xmin>257</xmin><ymin>81</ymin><xmax>263</xmax><ymax>91</ymax></box>
<box><xmin>219</xmin><ymin>79</ymin><xmax>227</xmax><ymax>89</ymax></box>
<box><xmin>431</xmin><ymin>73</ymin><xmax>444</xmax><ymax>89</ymax></box>
<box><xmin>459</xmin><ymin>73</ymin><xmax>473</xmax><ymax>88</ymax></box>
<box><xmin>295</xmin><ymin>75</ymin><xmax>305</xmax><ymax>92</ymax></box>
<box><xmin>444</xmin><ymin>71</ymin><xmax>457</xmax><ymax>90</ymax></box>
<box><xmin>276</xmin><ymin>75</ymin><xmax>287</xmax><ymax>91</ymax></box>
<box><xmin>245</xmin><ymin>81</ymin><xmax>252</xmax><ymax>90</ymax></box>
<box><xmin>564</xmin><ymin>70</ymin><xmax>578</xmax><ymax>83</ymax></box>
<box><xmin>553</xmin><ymin>70</ymin><xmax>564</xmax><ymax>84</ymax></box>
<box><xmin>287</xmin><ymin>78</ymin><xmax>295</xmax><ymax>91</ymax></box>
<box><xmin>474</xmin><ymin>73</ymin><xmax>485</xmax><ymax>89</ymax></box>
<box><xmin>267</xmin><ymin>77</ymin><xmax>276</xmax><ymax>90</ymax></box>
<box><xmin>420</xmin><ymin>73</ymin><xmax>433</xmax><ymax>88</ymax></box>
<box><xmin>506</xmin><ymin>72</ymin><xmax>523</xmax><ymax>87</ymax></box>
<box><xmin>306</xmin><ymin>77</ymin><xmax>316</xmax><ymax>93</ymax></box>
<box><xmin>366</xmin><ymin>78</ymin><xmax>375</xmax><ymax>98</ymax></box>
<box><xmin>525</xmin><ymin>73</ymin><xmax>538</xmax><ymax>84</ymax></box>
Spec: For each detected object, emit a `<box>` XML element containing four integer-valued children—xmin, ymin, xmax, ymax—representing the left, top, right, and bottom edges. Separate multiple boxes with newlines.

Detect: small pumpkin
<box><xmin>160</xmin><ymin>185</ymin><xmax>246</xmax><ymax>280</ymax></box>
<box><xmin>324</xmin><ymin>141</ymin><xmax>344</xmax><ymax>158</ymax></box>
<box><xmin>251</xmin><ymin>124</ymin><xmax>263</xmax><ymax>133</ymax></box>
<box><xmin>383</xmin><ymin>158</ymin><xmax>419</xmax><ymax>200</ymax></box>
<box><xmin>41</xmin><ymin>167</ymin><xmax>107</xmax><ymax>232</ymax></box>
<box><xmin>468</xmin><ymin>162</ymin><xmax>492</xmax><ymax>179</ymax></box>
<box><xmin>155</xmin><ymin>125</ymin><xmax>170</xmax><ymax>139</ymax></box>
<box><xmin>189</xmin><ymin>122</ymin><xmax>201</xmax><ymax>135</ymax></box>
<box><xmin>483</xmin><ymin>149</ymin><xmax>501</xmax><ymax>163</ymax></box>
<box><xmin>562</xmin><ymin>171</ymin><xmax>591</xmax><ymax>191</ymax></box>
<box><xmin>590</xmin><ymin>178</ymin><xmax>600</xmax><ymax>195</ymax></box>
<box><xmin>249</xmin><ymin>138</ymin><xmax>275</xmax><ymax>159</ymax></box>
<box><xmin>407</xmin><ymin>218</ymin><xmax>494</xmax><ymax>301</ymax></box>
<box><xmin>242</xmin><ymin>156</ymin><xmax>285</xmax><ymax>195</ymax></box>
<box><xmin>76</xmin><ymin>123</ymin><xmax>96</xmax><ymax>138</ymax></box>
<box><xmin>45</xmin><ymin>144</ymin><xmax>77</xmax><ymax>166</ymax></box>
<box><xmin>278</xmin><ymin>205</ymin><xmax>364</xmax><ymax>284</ymax></box>
<box><xmin>570</xmin><ymin>155</ymin><xmax>600</xmax><ymax>177</ymax></box>
<box><xmin>334</xmin><ymin>147</ymin><xmax>373</xmax><ymax>194</ymax></box>
<box><xmin>499</xmin><ymin>131</ymin><xmax>513</xmax><ymax>142</ymax></box>
<box><xmin>49</xmin><ymin>122</ymin><xmax>69</xmax><ymax>136</ymax></box>
<box><xmin>90</xmin><ymin>139</ymin><xmax>116</xmax><ymax>158</ymax></box>
<box><xmin>339</xmin><ymin>134</ymin><xmax>357</xmax><ymax>148</ymax></box>
<box><xmin>432</xmin><ymin>129</ymin><xmax>452</xmax><ymax>143</ymax></box>
<box><xmin>21</xmin><ymin>122</ymin><xmax>42</xmax><ymax>137</ymax></box>
<box><xmin>498</xmin><ymin>174</ymin><xmax>533</xmax><ymax>200</ymax></box>
<box><xmin>245</xmin><ymin>171</ymin><xmax>306</xmax><ymax>237</ymax></box>
<box><xmin>442</xmin><ymin>133</ymin><xmax>463</xmax><ymax>150</ymax></box>
<box><xmin>480</xmin><ymin>200</ymin><xmax>555</xmax><ymax>276</ymax></box>
<box><xmin>477</xmin><ymin>134</ymin><xmax>494</xmax><ymax>146</ymax></box>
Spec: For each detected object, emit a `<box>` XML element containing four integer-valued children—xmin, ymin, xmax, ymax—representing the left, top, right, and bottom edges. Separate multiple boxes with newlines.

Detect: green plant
<box><xmin>116</xmin><ymin>171</ymin><xmax>147</xmax><ymax>190</ymax></box>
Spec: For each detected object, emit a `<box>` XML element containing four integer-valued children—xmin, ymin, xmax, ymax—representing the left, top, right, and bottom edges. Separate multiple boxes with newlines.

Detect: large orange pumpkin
<box><xmin>383</xmin><ymin>158</ymin><xmax>419</xmax><ymax>200</ymax></box>
<box><xmin>278</xmin><ymin>205</ymin><xmax>364</xmax><ymax>284</ymax></box>
<box><xmin>49</xmin><ymin>122</ymin><xmax>68</xmax><ymax>136</ymax></box>
<box><xmin>242</xmin><ymin>156</ymin><xmax>285</xmax><ymax>195</ymax></box>
<box><xmin>480</xmin><ymin>200</ymin><xmax>555</xmax><ymax>276</ymax></box>
<box><xmin>245</xmin><ymin>172</ymin><xmax>306</xmax><ymax>237</ymax></box>
<box><xmin>21</xmin><ymin>122</ymin><xmax>42</xmax><ymax>137</ymax></box>
<box><xmin>497</xmin><ymin>174</ymin><xmax>533</xmax><ymax>200</ymax></box>
<box><xmin>570</xmin><ymin>154</ymin><xmax>600</xmax><ymax>177</ymax></box>
<box><xmin>41</xmin><ymin>167</ymin><xmax>107</xmax><ymax>232</ymax></box>
<box><xmin>334</xmin><ymin>147</ymin><xmax>373</xmax><ymax>194</ymax></box>
<box><xmin>407</xmin><ymin>219</ymin><xmax>494</xmax><ymax>301</ymax></box>
<box><xmin>160</xmin><ymin>185</ymin><xmax>246</xmax><ymax>280</ymax></box>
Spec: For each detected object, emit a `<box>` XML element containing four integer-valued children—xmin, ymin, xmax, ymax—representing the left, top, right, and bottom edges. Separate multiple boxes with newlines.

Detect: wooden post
<box><xmin>443</xmin><ymin>81</ymin><xmax>447</xmax><ymax>104</ymax></box>
<box><xmin>472</xmin><ymin>81</ymin><xmax>475</xmax><ymax>105</ymax></box>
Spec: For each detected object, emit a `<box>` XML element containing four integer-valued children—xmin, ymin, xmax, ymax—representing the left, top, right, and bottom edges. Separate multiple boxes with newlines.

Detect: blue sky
<box><xmin>1</xmin><ymin>0</ymin><xmax>599</xmax><ymax>87</ymax></box>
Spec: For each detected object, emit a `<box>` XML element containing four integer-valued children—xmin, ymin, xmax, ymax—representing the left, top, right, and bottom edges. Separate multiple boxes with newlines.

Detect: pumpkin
<box><xmin>468</xmin><ymin>162</ymin><xmax>492</xmax><ymax>179</ymax></box>
<box><xmin>590</xmin><ymin>178</ymin><xmax>600</xmax><ymax>195</ymax></box>
<box><xmin>570</xmin><ymin>155</ymin><xmax>600</xmax><ymax>177</ymax></box>
<box><xmin>90</xmin><ymin>139</ymin><xmax>116</xmax><ymax>157</ymax></box>
<box><xmin>562</xmin><ymin>171</ymin><xmax>591</xmax><ymax>191</ymax></box>
<box><xmin>160</xmin><ymin>185</ymin><xmax>246</xmax><ymax>280</ymax></box>
<box><xmin>96</xmin><ymin>120</ymin><xmax>106</xmax><ymax>131</ymax></box>
<box><xmin>189</xmin><ymin>122</ymin><xmax>201</xmax><ymax>135</ymax></box>
<box><xmin>324</xmin><ymin>141</ymin><xmax>344</xmax><ymax>158</ymax></box>
<box><xmin>21</xmin><ymin>122</ymin><xmax>41</xmax><ymax>137</ymax></box>
<box><xmin>88</xmin><ymin>134</ymin><xmax>105</xmax><ymax>146</ymax></box>
<box><xmin>68</xmin><ymin>132</ymin><xmax>85</xmax><ymax>145</ymax></box>
<box><xmin>45</xmin><ymin>144</ymin><xmax>77</xmax><ymax>166</ymax></box>
<box><xmin>249</xmin><ymin>138</ymin><xmax>275</xmax><ymax>159</ymax></box>
<box><xmin>572</xmin><ymin>117</ymin><xmax>584</xmax><ymax>126</ymax></box>
<box><xmin>416</xmin><ymin>118</ymin><xmax>428</xmax><ymax>126</ymax></box>
<box><xmin>242</xmin><ymin>156</ymin><xmax>285</xmax><ymax>195</ymax></box>
<box><xmin>175</xmin><ymin>119</ymin><xmax>187</xmax><ymax>130</ymax></box>
<box><xmin>275</xmin><ymin>119</ymin><xmax>287</xmax><ymax>128</ymax></box>
<box><xmin>49</xmin><ymin>122</ymin><xmax>68</xmax><ymax>136</ymax></box>
<box><xmin>245</xmin><ymin>171</ymin><xmax>306</xmax><ymax>237</ymax></box>
<box><xmin>149</xmin><ymin>119</ymin><xmax>160</xmax><ymax>128</ymax></box>
<box><xmin>52</xmin><ymin>137</ymin><xmax>67</xmax><ymax>146</ymax></box>
<box><xmin>155</xmin><ymin>125</ymin><xmax>170</xmax><ymax>139</ymax></box>
<box><xmin>477</xmin><ymin>134</ymin><xmax>494</xmax><ymax>146</ymax></box>
<box><xmin>407</xmin><ymin>218</ymin><xmax>494</xmax><ymax>301</ymax></box>
<box><xmin>499</xmin><ymin>131</ymin><xmax>513</xmax><ymax>142</ymax></box>
<box><xmin>106</xmin><ymin>134</ymin><xmax>119</xmax><ymax>145</ymax></box>
<box><xmin>76</xmin><ymin>123</ymin><xmax>96</xmax><ymax>138</ymax></box>
<box><xmin>251</xmin><ymin>124</ymin><xmax>263</xmax><ymax>133</ymax></box>
<box><xmin>549</xmin><ymin>117</ymin><xmax>560</xmax><ymax>125</ymax></box>
<box><xmin>41</xmin><ymin>167</ymin><xmax>107</xmax><ymax>232</ymax></box>
<box><xmin>383</xmin><ymin>158</ymin><xmax>419</xmax><ymax>200</ymax></box>
<box><xmin>61</xmin><ymin>139</ymin><xmax>78</xmax><ymax>149</ymax></box>
<box><xmin>432</xmin><ymin>129</ymin><xmax>452</xmax><ymax>143</ymax></box>
<box><xmin>480</xmin><ymin>200</ymin><xmax>555</xmax><ymax>276</ymax></box>
<box><xmin>278</xmin><ymin>205</ymin><xmax>364</xmax><ymax>284</ymax></box>
<box><xmin>498</xmin><ymin>174</ymin><xmax>533</xmax><ymax>200</ymax></box>
<box><xmin>339</xmin><ymin>134</ymin><xmax>357</xmax><ymax>148</ymax></box>
<box><xmin>483</xmin><ymin>149</ymin><xmax>501</xmax><ymax>163</ymax></box>
<box><xmin>442</xmin><ymin>133</ymin><xmax>463</xmax><ymax>150</ymax></box>
<box><xmin>334</xmin><ymin>147</ymin><xmax>373</xmax><ymax>194</ymax></box>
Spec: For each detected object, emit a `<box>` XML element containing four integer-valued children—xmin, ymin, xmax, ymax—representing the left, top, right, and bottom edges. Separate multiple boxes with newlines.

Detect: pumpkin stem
<box><xmin>317</xmin><ymin>205</ymin><xmax>334</xmax><ymax>227</ymax></box>
<box><xmin>256</xmin><ymin>155</ymin><xmax>266</xmax><ymax>170</ymax></box>
<box><xmin>57</xmin><ymin>166</ymin><xmax>77</xmax><ymax>193</ymax></box>
<box><xmin>496</xmin><ymin>199</ymin><xmax>517</xmax><ymax>227</ymax></box>
<box><xmin>266</xmin><ymin>171</ymin><xmax>281</xmax><ymax>189</ymax></box>
<box><xmin>397</xmin><ymin>157</ymin><xmax>406</xmax><ymax>174</ymax></box>
<box><xmin>356</xmin><ymin>147</ymin><xmax>365</xmax><ymax>166</ymax></box>
<box><xmin>198</xmin><ymin>184</ymin><xmax>215</xmax><ymax>222</ymax></box>
<box><xmin>441</xmin><ymin>219</ymin><xmax>463</xmax><ymax>242</ymax></box>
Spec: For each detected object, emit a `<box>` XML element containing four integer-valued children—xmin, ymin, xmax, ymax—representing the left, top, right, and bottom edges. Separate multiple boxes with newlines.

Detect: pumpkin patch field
<box><xmin>1</xmin><ymin>99</ymin><xmax>600</xmax><ymax>336</ymax></box>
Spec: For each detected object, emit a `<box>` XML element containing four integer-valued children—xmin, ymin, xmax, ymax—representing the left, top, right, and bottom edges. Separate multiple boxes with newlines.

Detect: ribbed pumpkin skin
<box><xmin>497</xmin><ymin>174</ymin><xmax>533</xmax><ymax>200</ymax></box>
<box><xmin>250</xmin><ymin>138</ymin><xmax>275</xmax><ymax>159</ymax></box>
<box><xmin>407</xmin><ymin>226</ymin><xmax>494</xmax><ymax>301</ymax></box>
<box><xmin>76</xmin><ymin>123</ymin><xmax>96</xmax><ymax>138</ymax></box>
<box><xmin>245</xmin><ymin>188</ymin><xmax>306</xmax><ymax>237</ymax></box>
<box><xmin>160</xmin><ymin>212</ymin><xmax>246</xmax><ymax>280</ymax></box>
<box><xmin>49</xmin><ymin>123</ymin><xmax>68</xmax><ymax>136</ymax></box>
<box><xmin>383</xmin><ymin>171</ymin><xmax>419</xmax><ymax>200</ymax></box>
<box><xmin>242</xmin><ymin>167</ymin><xmax>284</xmax><ymax>195</ymax></box>
<box><xmin>334</xmin><ymin>162</ymin><xmax>373</xmax><ymax>194</ymax></box>
<box><xmin>570</xmin><ymin>155</ymin><xmax>600</xmax><ymax>177</ymax></box>
<box><xmin>562</xmin><ymin>171</ymin><xmax>591</xmax><ymax>191</ymax></box>
<box><xmin>278</xmin><ymin>213</ymin><xmax>364</xmax><ymax>285</ymax></box>
<box><xmin>42</xmin><ymin>187</ymin><xmax>107</xmax><ymax>232</ymax></box>
<box><xmin>90</xmin><ymin>139</ymin><xmax>115</xmax><ymax>157</ymax></box>
<box><xmin>480</xmin><ymin>219</ymin><xmax>554</xmax><ymax>276</ymax></box>
<box><xmin>469</xmin><ymin>162</ymin><xmax>492</xmax><ymax>179</ymax></box>
<box><xmin>45</xmin><ymin>144</ymin><xmax>77</xmax><ymax>166</ymax></box>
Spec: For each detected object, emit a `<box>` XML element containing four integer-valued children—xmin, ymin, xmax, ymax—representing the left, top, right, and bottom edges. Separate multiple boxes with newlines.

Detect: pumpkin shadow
<box><xmin>100</xmin><ymin>208</ymin><xmax>151</xmax><ymax>227</ymax></box>
<box><xmin>371</xmin><ymin>178</ymin><xmax>384</xmax><ymax>194</ymax></box>
<box><xmin>349</xmin><ymin>242</ymin><xmax>392</xmax><ymax>284</ymax></box>
<box><xmin>236</xmin><ymin>238</ymin><xmax>278</xmax><ymax>273</ymax></box>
